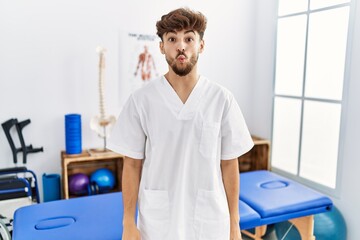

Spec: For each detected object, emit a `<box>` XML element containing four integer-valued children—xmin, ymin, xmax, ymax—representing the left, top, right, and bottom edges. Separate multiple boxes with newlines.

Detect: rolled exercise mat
<box><xmin>42</xmin><ymin>174</ymin><xmax>61</xmax><ymax>202</ymax></box>
<box><xmin>65</xmin><ymin>114</ymin><xmax>82</xmax><ymax>154</ymax></box>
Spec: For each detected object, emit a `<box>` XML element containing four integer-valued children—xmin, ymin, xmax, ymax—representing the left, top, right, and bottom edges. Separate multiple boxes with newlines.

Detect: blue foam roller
<box><xmin>42</xmin><ymin>174</ymin><xmax>61</xmax><ymax>202</ymax></box>
<box><xmin>65</xmin><ymin>114</ymin><xmax>82</xmax><ymax>154</ymax></box>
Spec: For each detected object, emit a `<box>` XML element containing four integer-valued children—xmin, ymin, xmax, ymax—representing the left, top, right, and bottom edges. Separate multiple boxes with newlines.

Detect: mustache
<box><xmin>176</xmin><ymin>49</ymin><xmax>187</xmax><ymax>58</ymax></box>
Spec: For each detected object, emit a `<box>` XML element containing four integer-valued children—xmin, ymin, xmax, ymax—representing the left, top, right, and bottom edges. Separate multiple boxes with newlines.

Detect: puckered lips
<box><xmin>177</xmin><ymin>55</ymin><xmax>187</xmax><ymax>63</ymax></box>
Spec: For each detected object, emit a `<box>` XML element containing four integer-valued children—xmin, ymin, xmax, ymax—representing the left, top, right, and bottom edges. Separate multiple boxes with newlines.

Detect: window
<box><xmin>271</xmin><ymin>0</ymin><xmax>352</xmax><ymax>194</ymax></box>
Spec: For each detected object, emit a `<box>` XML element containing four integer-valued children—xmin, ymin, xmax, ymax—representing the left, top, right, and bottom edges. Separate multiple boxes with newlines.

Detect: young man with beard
<box><xmin>108</xmin><ymin>8</ymin><xmax>253</xmax><ymax>240</ymax></box>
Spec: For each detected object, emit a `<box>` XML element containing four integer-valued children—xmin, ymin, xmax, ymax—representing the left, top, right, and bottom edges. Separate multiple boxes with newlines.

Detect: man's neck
<box><xmin>164</xmin><ymin>70</ymin><xmax>199</xmax><ymax>104</ymax></box>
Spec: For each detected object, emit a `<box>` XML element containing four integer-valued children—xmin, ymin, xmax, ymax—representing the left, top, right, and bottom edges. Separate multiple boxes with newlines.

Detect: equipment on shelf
<box><xmin>90</xmin><ymin>168</ymin><xmax>115</xmax><ymax>193</ymax></box>
<box><xmin>68</xmin><ymin>173</ymin><xmax>89</xmax><ymax>196</ymax></box>
<box><xmin>65</xmin><ymin>114</ymin><xmax>82</xmax><ymax>154</ymax></box>
<box><xmin>68</xmin><ymin>168</ymin><xmax>116</xmax><ymax>197</ymax></box>
<box><xmin>90</xmin><ymin>46</ymin><xmax>116</xmax><ymax>151</ymax></box>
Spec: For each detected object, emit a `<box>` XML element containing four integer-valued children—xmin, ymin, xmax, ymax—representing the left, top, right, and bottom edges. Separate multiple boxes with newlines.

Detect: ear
<box><xmin>159</xmin><ymin>41</ymin><xmax>165</xmax><ymax>54</ymax></box>
<box><xmin>199</xmin><ymin>39</ymin><xmax>205</xmax><ymax>53</ymax></box>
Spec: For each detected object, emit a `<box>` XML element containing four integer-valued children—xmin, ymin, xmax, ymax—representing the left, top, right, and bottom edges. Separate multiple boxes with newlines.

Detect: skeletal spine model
<box><xmin>90</xmin><ymin>46</ymin><xmax>116</xmax><ymax>150</ymax></box>
<box><xmin>98</xmin><ymin>46</ymin><xmax>106</xmax><ymax>121</ymax></box>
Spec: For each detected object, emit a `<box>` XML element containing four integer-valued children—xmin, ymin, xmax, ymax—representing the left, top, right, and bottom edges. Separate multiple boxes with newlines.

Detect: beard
<box><xmin>166</xmin><ymin>52</ymin><xmax>199</xmax><ymax>77</ymax></box>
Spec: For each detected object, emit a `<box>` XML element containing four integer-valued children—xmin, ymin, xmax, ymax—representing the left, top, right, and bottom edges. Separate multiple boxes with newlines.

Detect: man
<box><xmin>108</xmin><ymin>8</ymin><xmax>254</xmax><ymax>240</ymax></box>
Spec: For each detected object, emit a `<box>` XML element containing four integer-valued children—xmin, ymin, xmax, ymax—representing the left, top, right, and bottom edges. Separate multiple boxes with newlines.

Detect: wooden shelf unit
<box><xmin>61</xmin><ymin>136</ymin><xmax>269</xmax><ymax>198</ymax></box>
<box><xmin>61</xmin><ymin>150</ymin><xmax>123</xmax><ymax>199</ymax></box>
<box><xmin>238</xmin><ymin>136</ymin><xmax>271</xmax><ymax>172</ymax></box>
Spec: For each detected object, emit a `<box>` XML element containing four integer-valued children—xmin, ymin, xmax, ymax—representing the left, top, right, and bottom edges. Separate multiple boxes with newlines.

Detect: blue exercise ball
<box><xmin>90</xmin><ymin>168</ymin><xmax>115</xmax><ymax>193</ymax></box>
<box><xmin>68</xmin><ymin>173</ymin><xmax>89</xmax><ymax>195</ymax></box>
<box><xmin>314</xmin><ymin>206</ymin><xmax>347</xmax><ymax>240</ymax></box>
<box><xmin>274</xmin><ymin>206</ymin><xmax>347</xmax><ymax>240</ymax></box>
<box><xmin>274</xmin><ymin>221</ymin><xmax>301</xmax><ymax>240</ymax></box>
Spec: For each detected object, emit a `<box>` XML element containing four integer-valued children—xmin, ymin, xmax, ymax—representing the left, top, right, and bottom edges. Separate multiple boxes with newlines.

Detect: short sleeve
<box><xmin>221</xmin><ymin>95</ymin><xmax>254</xmax><ymax>160</ymax></box>
<box><xmin>107</xmin><ymin>95</ymin><xmax>146</xmax><ymax>159</ymax></box>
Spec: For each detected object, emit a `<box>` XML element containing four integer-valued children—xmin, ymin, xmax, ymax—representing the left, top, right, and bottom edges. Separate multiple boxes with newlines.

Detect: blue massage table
<box><xmin>12</xmin><ymin>171</ymin><xmax>332</xmax><ymax>240</ymax></box>
<box><xmin>239</xmin><ymin>171</ymin><xmax>332</xmax><ymax>239</ymax></box>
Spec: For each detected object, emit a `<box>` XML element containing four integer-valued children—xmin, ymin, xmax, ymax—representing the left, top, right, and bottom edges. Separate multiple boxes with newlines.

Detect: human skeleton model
<box><xmin>90</xmin><ymin>46</ymin><xmax>116</xmax><ymax>150</ymax></box>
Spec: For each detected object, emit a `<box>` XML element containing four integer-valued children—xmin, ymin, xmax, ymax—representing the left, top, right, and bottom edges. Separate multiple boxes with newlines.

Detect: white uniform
<box><xmin>108</xmin><ymin>76</ymin><xmax>253</xmax><ymax>240</ymax></box>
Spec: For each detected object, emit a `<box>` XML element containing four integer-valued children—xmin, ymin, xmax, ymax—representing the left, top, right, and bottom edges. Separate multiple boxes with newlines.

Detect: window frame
<box><xmin>270</xmin><ymin>0</ymin><xmax>355</xmax><ymax>197</ymax></box>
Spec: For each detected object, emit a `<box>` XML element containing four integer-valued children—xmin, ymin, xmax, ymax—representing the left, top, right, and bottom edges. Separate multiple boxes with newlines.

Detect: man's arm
<box><xmin>122</xmin><ymin>156</ymin><xmax>143</xmax><ymax>240</ymax></box>
<box><xmin>221</xmin><ymin>158</ymin><xmax>242</xmax><ymax>240</ymax></box>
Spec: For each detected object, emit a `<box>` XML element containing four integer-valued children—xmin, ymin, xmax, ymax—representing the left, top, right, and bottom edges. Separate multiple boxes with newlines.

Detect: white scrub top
<box><xmin>108</xmin><ymin>76</ymin><xmax>254</xmax><ymax>240</ymax></box>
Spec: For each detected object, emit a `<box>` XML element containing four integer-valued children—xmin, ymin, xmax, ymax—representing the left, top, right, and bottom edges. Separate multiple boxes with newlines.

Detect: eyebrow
<box><xmin>166</xmin><ymin>30</ymin><xmax>196</xmax><ymax>35</ymax></box>
<box><xmin>184</xmin><ymin>30</ymin><xmax>196</xmax><ymax>35</ymax></box>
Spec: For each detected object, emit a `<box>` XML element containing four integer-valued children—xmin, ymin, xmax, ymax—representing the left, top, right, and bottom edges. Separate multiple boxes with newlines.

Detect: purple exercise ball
<box><xmin>68</xmin><ymin>173</ymin><xmax>89</xmax><ymax>195</ymax></box>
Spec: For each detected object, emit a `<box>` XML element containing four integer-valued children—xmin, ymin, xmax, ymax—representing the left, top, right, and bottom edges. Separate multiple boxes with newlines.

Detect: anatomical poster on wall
<box><xmin>119</xmin><ymin>31</ymin><xmax>167</xmax><ymax>99</ymax></box>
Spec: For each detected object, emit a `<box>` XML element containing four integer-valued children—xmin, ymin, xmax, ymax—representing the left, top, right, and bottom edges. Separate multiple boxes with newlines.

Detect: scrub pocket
<box><xmin>199</xmin><ymin>122</ymin><xmax>220</xmax><ymax>159</ymax></box>
<box><xmin>194</xmin><ymin>189</ymin><xmax>230</xmax><ymax>240</ymax></box>
<box><xmin>139</xmin><ymin>189</ymin><xmax>170</xmax><ymax>240</ymax></box>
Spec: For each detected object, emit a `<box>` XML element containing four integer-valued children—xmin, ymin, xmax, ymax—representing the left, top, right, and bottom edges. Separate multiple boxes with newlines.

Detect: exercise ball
<box><xmin>68</xmin><ymin>173</ymin><xmax>89</xmax><ymax>195</ymax></box>
<box><xmin>313</xmin><ymin>205</ymin><xmax>347</xmax><ymax>239</ymax></box>
<box><xmin>90</xmin><ymin>168</ymin><xmax>115</xmax><ymax>193</ymax></box>
<box><xmin>274</xmin><ymin>206</ymin><xmax>347</xmax><ymax>240</ymax></box>
<box><xmin>274</xmin><ymin>221</ymin><xmax>301</xmax><ymax>240</ymax></box>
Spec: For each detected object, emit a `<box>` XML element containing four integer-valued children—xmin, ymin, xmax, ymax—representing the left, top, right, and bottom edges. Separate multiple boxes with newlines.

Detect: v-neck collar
<box><xmin>158</xmin><ymin>75</ymin><xmax>206</xmax><ymax>120</ymax></box>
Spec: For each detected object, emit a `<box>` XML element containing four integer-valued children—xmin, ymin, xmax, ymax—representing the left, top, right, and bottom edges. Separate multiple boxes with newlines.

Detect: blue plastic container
<box><xmin>65</xmin><ymin>114</ymin><xmax>82</xmax><ymax>154</ymax></box>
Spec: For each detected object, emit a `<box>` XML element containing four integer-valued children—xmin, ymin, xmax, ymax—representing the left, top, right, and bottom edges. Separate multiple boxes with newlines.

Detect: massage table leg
<box><xmin>241</xmin><ymin>215</ymin><xmax>316</xmax><ymax>240</ymax></box>
<box><xmin>241</xmin><ymin>225</ymin><xmax>267</xmax><ymax>240</ymax></box>
<box><xmin>289</xmin><ymin>215</ymin><xmax>315</xmax><ymax>240</ymax></box>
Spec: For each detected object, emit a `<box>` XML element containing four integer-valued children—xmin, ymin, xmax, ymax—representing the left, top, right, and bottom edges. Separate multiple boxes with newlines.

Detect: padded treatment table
<box><xmin>239</xmin><ymin>170</ymin><xmax>333</xmax><ymax>240</ymax></box>
<box><xmin>12</xmin><ymin>171</ymin><xmax>332</xmax><ymax>240</ymax></box>
<box><xmin>13</xmin><ymin>192</ymin><xmax>124</xmax><ymax>240</ymax></box>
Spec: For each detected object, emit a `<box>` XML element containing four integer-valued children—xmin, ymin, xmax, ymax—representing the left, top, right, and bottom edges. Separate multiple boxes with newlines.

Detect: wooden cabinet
<box><xmin>61</xmin><ymin>150</ymin><xmax>123</xmax><ymax>199</ymax></box>
<box><xmin>238</xmin><ymin>136</ymin><xmax>271</xmax><ymax>172</ymax></box>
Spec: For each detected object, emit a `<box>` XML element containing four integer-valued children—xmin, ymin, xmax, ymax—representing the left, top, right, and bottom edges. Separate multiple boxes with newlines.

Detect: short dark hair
<box><xmin>156</xmin><ymin>8</ymin><xmax>207</xmax><ymax>41</ymax></box>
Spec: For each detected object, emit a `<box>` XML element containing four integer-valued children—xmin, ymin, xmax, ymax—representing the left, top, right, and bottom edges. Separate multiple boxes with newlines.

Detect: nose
<box><xmin>177</xmin><ymin>47</ymin><xmax>185</xmax><ymax>53</ymax></box>
<box><xmin>176</xmin><ymin>41</ymin><xmax>185</xmax><ymax>52</ymax></box>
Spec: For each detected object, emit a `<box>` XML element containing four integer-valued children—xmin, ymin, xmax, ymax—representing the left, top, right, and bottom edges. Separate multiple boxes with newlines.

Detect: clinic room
<box><xmin>0</xmin><ymin>0</ymin><xmax>359</xmax><ymax>239</ymax></box>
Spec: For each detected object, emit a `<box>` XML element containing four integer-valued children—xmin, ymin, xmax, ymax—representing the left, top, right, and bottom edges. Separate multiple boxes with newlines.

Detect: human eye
<box><xmin>186</xmin><ymin>37</ymin><xmax>194</xmax><ymax>42</ymax></box>
<box><xmin>167</xmin><ymin>37</ymin><xmax>176</xmax><ymax>42</ymax></box>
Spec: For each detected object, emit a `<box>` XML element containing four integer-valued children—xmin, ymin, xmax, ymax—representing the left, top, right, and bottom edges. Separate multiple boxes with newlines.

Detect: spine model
<box><xmin>90</xmin><ymin>46</ymin><xmax>116</xmax><ymax>150</ymax></box>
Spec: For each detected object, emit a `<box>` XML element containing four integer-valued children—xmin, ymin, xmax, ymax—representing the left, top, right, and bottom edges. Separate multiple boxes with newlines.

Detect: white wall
<box><xmin>0</xmin><ymin>0</ymin><xmax>255</xmax><ymax>198</ymax></box>
<box><xmin>250</xmin><ymin>0</ymin><xmax>277</xmax><ymax>137</ymax></box>
<box><xmin>253</xmin><ymin>0</ymin><xmax>360</xmax><ymax>239</ymax></box>
<box><xmin>333</xmin><ymin>0</ymin><xmax>360</xmax><ymax>237</ymax></box>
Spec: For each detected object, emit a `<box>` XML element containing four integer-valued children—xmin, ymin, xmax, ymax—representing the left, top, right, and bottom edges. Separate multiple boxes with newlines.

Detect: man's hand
<box><xmin>230</xmin><ymin>222</ymin><xmax>242</xmax><ymax>240</ymax></box>
<box><xmin>221</xmin><ymin>159</ymin><xmax>242</xmax><ymax>240</ymax></box>
<box><xmin>122</xmin><ymin>156</ymin><xmax>143</xmax><ymax>240</ymax></box>
<box><xmin>122</xmin><ymin>222</ymin><xmax>141</xmax><ymax>240</ymax></box>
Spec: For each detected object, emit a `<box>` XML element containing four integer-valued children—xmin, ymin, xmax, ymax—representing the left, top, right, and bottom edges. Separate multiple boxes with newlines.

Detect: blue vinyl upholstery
<box><xmin>239</xmin><ymin>170</ymin><xmax>332</xmax><ymax>228</ymax></box>
<box><xmin>239</xmin><ymin>200</ymin><xmax>261</xmax><ymax>230</ymax></box>
<box><xmin>13</xmin><ymin>193</ymin><xmax>124</xmax><ymax>240</ymax></box>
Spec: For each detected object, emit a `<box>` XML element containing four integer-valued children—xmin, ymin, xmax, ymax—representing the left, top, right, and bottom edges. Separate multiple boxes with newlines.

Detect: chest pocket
<box><xmin>199</xmin><ymin>122</ymin><xmax>220</xmax><ymax>159</ymax></box>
